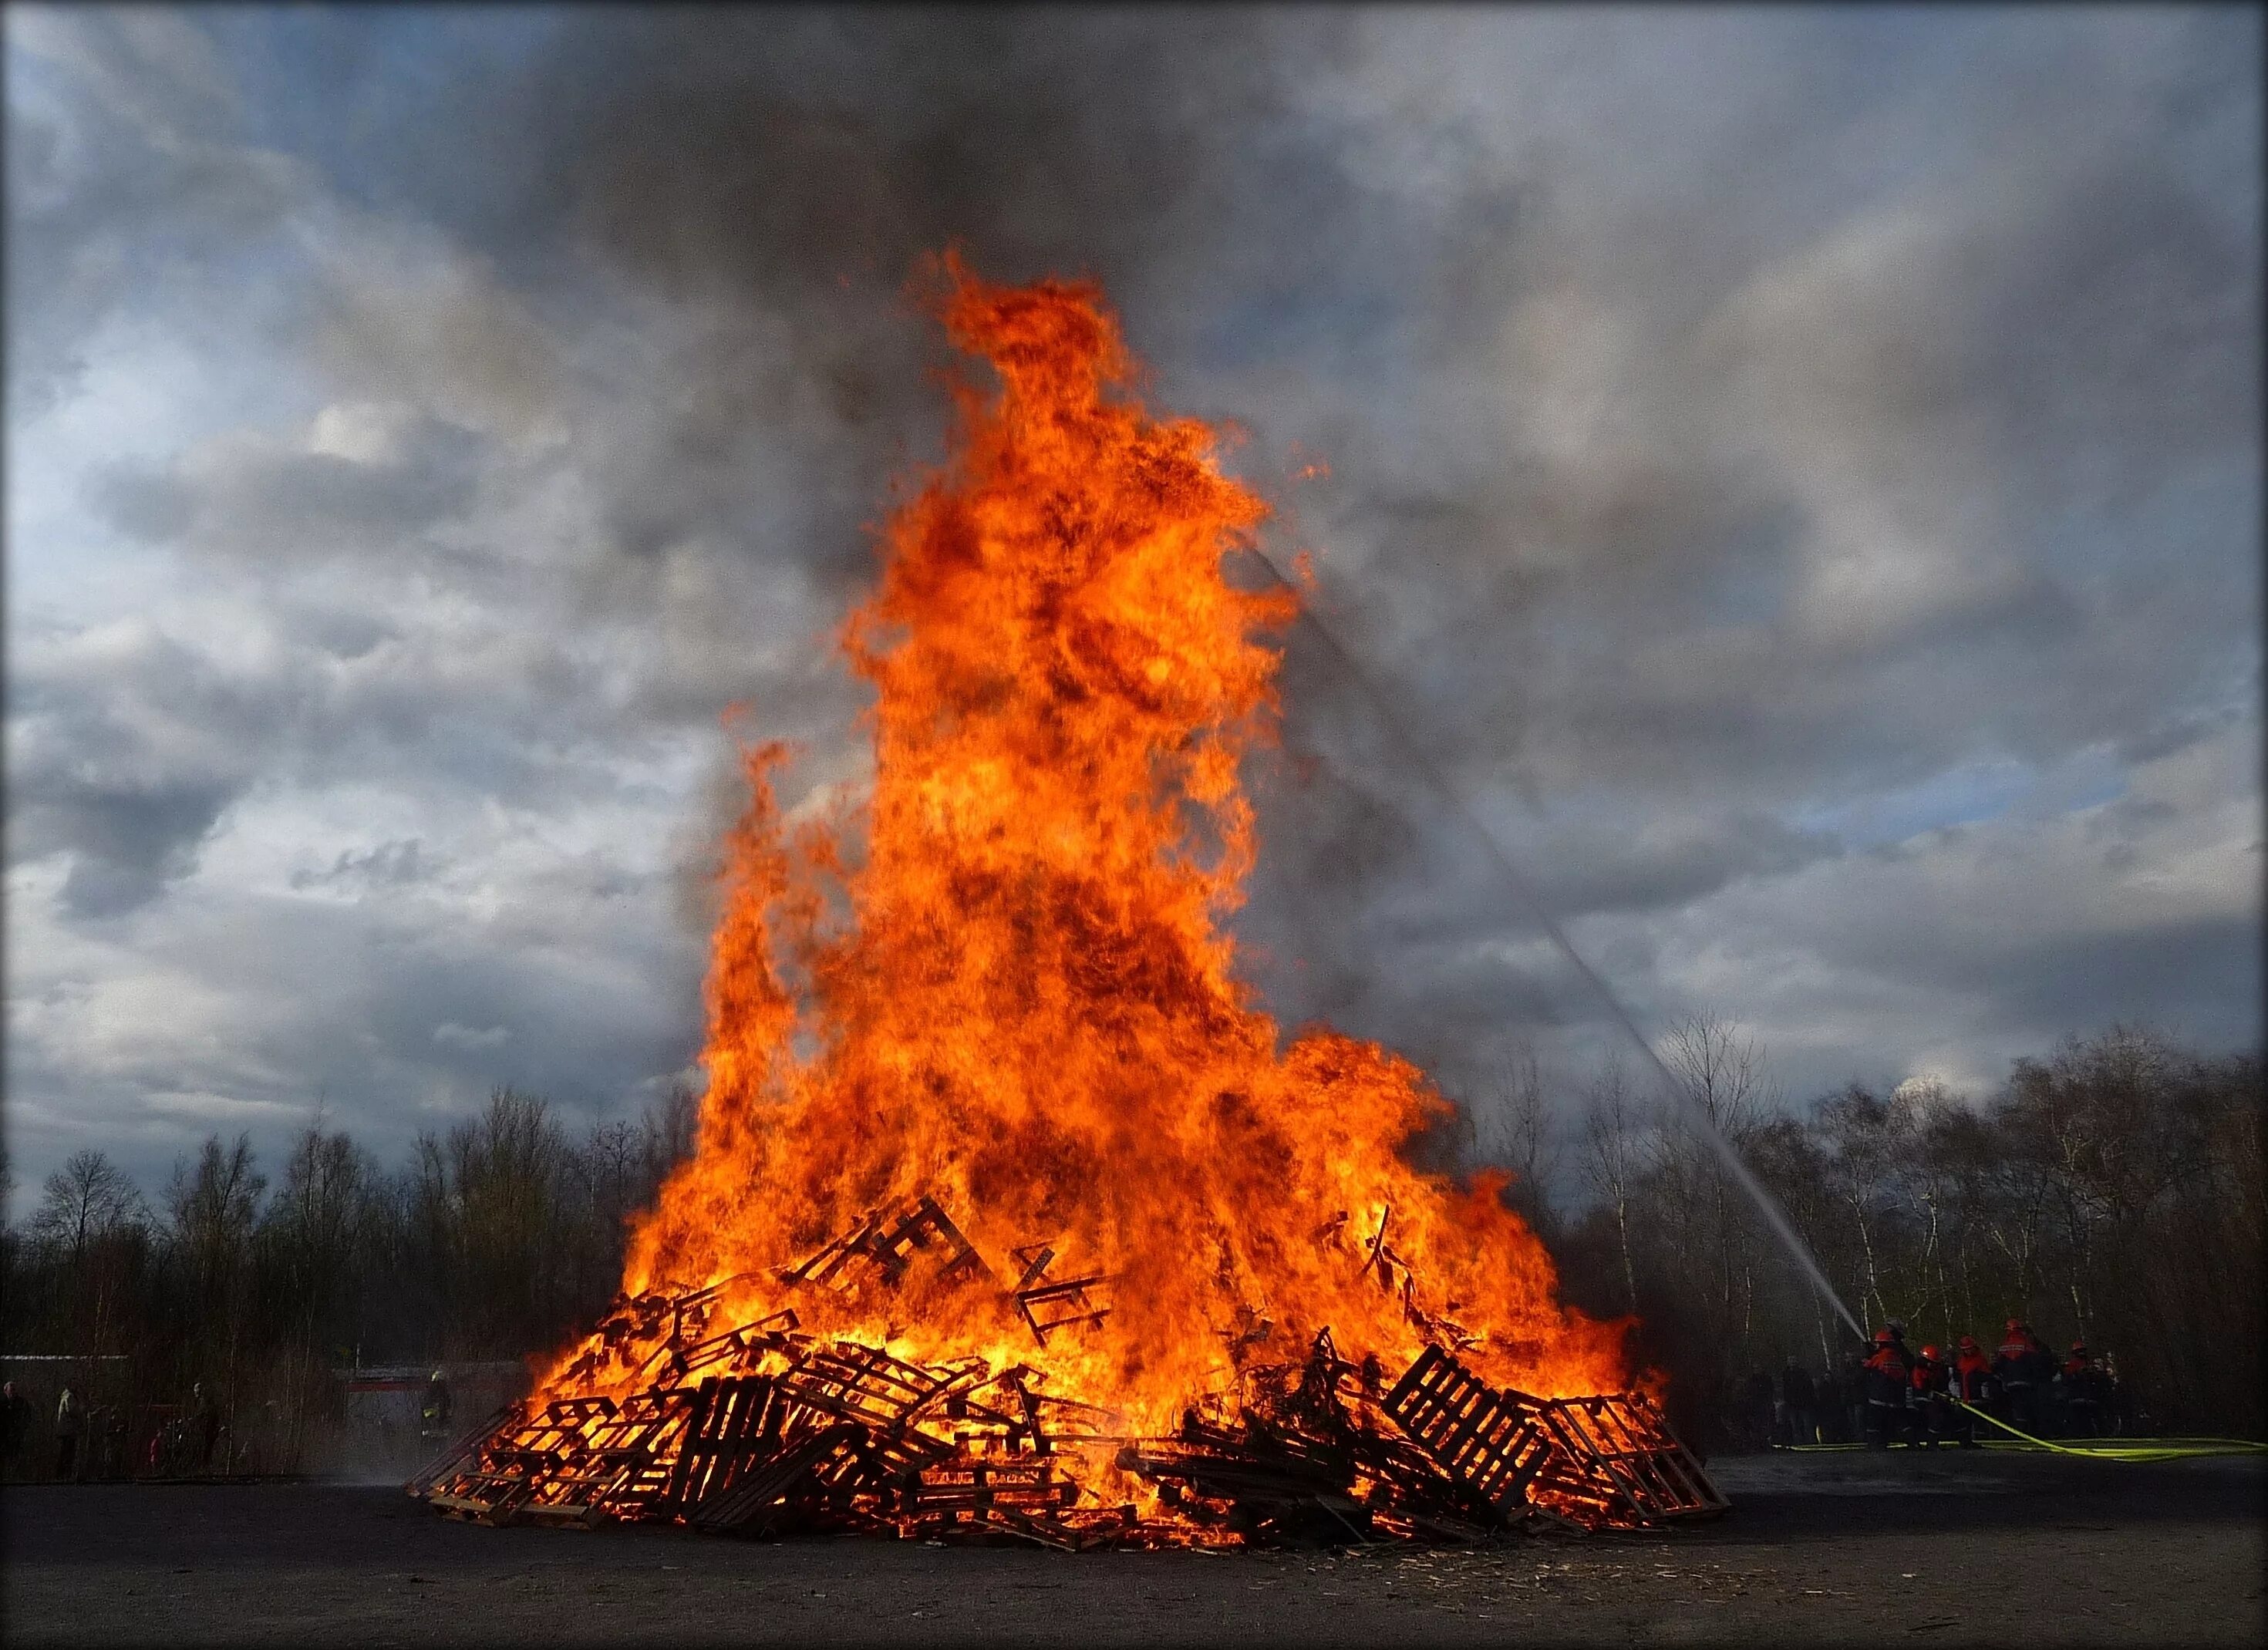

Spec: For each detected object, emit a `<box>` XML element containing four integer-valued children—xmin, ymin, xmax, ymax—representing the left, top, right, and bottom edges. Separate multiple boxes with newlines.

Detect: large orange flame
<box><xmin>545</xmin><ymin>257</ymin><xmax>1629</xmax><ymax>1433</ymax></box>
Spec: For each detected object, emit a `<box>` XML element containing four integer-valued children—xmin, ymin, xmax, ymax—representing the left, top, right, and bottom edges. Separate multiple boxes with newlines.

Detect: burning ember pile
<box><xmin>414</xmin><ymin>258</ymin><xmax>1724</xmax><ymax>1547</ymax></box>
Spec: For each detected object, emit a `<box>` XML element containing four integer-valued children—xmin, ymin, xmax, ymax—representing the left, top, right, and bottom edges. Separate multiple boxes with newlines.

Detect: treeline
<box><xmin>2</xmin><ymin>1085</ymin><xmax>696</xmax><ymax>1473</ymax></box>
<box><xmin>3</xmin><ymin>1022</ymin><xmax>2260</xmax><ymax>1476</ymax></box>
<box><xmin>1495</xmin><ymin>1021</ymin><xmax>2264</xmax><ymax>1446</ymax></box>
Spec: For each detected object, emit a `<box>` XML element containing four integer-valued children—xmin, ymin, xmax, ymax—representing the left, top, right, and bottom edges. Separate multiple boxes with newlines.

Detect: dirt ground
<box><xmin>3</xmin><ymin>1449</ymin><xmax>2260</xmax><ymax>1648</ymax></box>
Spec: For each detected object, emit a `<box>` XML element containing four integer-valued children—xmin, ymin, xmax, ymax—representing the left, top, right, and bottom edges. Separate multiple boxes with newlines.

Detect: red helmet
<box><xmin>2005</xmin><ymin>1318</ymin><xmax>2023</xmax><ymax>1332</ymax></box>
<box><xmin>1921</xmin><ymin>1345</ymin><xmax>1940</xmax><ymax>1361</ymax></box>
<box><xmin>1873</xmin><ymin>1327</ymin><xmax>1895</xmax><ymax>1345</ymax></box>
<box><xmin>2071</xmin><ymin>1341</ymin><xmax>2088</xmax><ymax>1355</ymax></box>
<box><xmin>1958</xmin><ymin>1335</ymin><xmax>1979</xmax><ymax>1352</ymax></box>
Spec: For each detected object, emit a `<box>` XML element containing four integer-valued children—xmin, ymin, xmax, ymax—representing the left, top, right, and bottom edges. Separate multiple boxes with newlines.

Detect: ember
<box><xmin>416</xmin><ymin>257</ymin><xmax>1723</xmax><ymax>1545</ymax></box>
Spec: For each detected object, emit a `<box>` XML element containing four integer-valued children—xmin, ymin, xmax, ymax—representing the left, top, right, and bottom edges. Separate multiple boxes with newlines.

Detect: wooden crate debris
<box><xmin>415</xmin><ymin>1193</ymin><xmax>1723</xmax><ymax>1547</ymax></box>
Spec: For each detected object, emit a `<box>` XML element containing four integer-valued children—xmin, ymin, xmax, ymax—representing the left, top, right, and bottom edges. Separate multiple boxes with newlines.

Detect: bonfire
<box><xmin>414</xmin><ymin>258</ymin><xmax>1724</xmax><ymax>1547</ymax></box>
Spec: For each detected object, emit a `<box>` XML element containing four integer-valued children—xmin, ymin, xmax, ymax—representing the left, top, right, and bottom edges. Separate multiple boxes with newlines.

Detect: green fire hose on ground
<box><xmin>1784</xmin><ymin>1399</ymin><xmax>2268</xmax><ymax>1462</ymax></box>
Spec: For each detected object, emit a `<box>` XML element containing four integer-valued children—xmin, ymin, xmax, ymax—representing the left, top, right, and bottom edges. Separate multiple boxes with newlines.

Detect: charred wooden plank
<box><xmin>690</xmin><ymin>1424</ymin><xmax>866</xmax><ymax>1533</ymax></box>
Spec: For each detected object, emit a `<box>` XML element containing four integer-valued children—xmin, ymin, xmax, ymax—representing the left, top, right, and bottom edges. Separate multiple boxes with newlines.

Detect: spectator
<box><xmin>98</xmin><ymin>1404</ymin><xmax>131</xmax><ymax>1480</ymax></box>
<box><xmin>54</xmin><ymin>1385</ymin><xmax>84</xmax><ymax>1481</ymax></box>
<box><xmin>2100</xmin><ymin>1352</ymin><xmax>2135</xmax><ymax>1436</ymax></box>
<box><xmin>1741</xmin><ymin>1368</ymin><xmax>1775</xmax><ymax>1450</ymax></box>
<box><xmin>190</xmin><ymin>1383</ymin><xmax>221</xmax><ymax>1473</ymax></box>
<box><xmin>1775</xmin><ymin>1355</ymin><xmax>1818</xmax><ymax>1446</ymax></box>
<box><xmin>0</xmin><ymin>1380</ymin><xmax>32</xmax><ymax>1477</ymax></box>
<box><xmin>1840</xmin><ymin>1351</ymin><xmax>1869</xmax><ymax>1444</ymax></box>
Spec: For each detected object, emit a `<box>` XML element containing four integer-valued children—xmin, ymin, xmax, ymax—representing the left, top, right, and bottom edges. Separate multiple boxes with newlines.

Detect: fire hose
<box><xmin>1785</xmin><ymin>1400</ymin><xmax>2267</xmax><ymax>1461</ymax></box>
<box><xmin>1946</xmin><ymin>1398</ymin><xmax>2268</xmax><ymax>1462</ymax></box>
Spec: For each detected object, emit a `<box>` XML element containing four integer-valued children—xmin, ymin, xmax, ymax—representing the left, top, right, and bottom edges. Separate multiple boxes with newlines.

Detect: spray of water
<box><xmin>1252</xmin><ymin>551</ymin><xmax>1869</xmax><ymax>1345</ymax></box>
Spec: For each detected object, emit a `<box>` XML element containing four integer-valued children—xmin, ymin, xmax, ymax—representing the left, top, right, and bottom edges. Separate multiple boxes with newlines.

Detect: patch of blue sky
<box><xmin>201</xmin><ymin>8</ymin><xmax>554</xmax><ymax>202</ymax></box>
<box><xmin>1794</xmin><ymin>744</ymin><xmax>2128</xmax><ymax>850</ymax></box>
<box><xmin>8</xmin><ymin>305</ymin><xmax>328</xmax><ymax>628</ymax></box>
<box><xmin>199</xmin><ymin>7</ymin><xmax>571</xmax><ymax>291</ymax></box>
<box><xmin>5</xmin><ymin>37</ymin><xmax>81</xmax><ymax>175</ymax></box>
<box><xmin>1201</xmin><ymin>283</ymin><xmax>1401</xmax><ymax>378</ymax></box>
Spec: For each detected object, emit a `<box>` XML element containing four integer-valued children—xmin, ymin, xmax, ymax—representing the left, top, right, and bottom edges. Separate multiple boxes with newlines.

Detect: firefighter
<box><xmin>421</xmin><ymin>1369</ymin><xmax>453</xmax><ymax>1441</ymax></box>
<box><xmin>2059</xmin><ymin>1342</ymin><xmax>2106</xmax><ymax>1439</ymax></box>
<box><xmin>1993</xmin><ymin>1318</ymin><xmax>2042</xmax><ymax>1433</ymax></box>
<box><xmin>1861</xmin><ymin>1327</ymin><xmax>1912</xmax><ymax>1450</ymax></box>
<box><xmin>1947</xmin><ymin>1334</ymin><xmax>1992</xmax><ymax>1447</ymax></box>
<box><xmin>1885</xmin><ymin>1322</ymin><xmax>1918</xmax><ymax>1443</ymax></box>
<box><xmin>1910</xmin><ymin>1344</ymin><xmax>1954</xmax><ymax>1446</ymax></box>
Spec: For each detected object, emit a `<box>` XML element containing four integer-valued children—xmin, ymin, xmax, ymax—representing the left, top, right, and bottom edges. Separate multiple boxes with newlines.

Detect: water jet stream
<box><xmin>1252</xmin><ymin>549</ymin><xmax>1868</xmax><ymax>1345</ymax></box>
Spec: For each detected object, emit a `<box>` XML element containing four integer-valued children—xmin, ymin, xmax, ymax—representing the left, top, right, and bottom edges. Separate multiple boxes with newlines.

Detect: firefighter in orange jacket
<box><xmin>1910</xmin><ymin>1344</ymin><xmax>1955</xmax><ymax>1447</ymax></box>
<box><xmin>1993</xmin><ymin>1318</ymin><xmax>2043</xmax><ymax>1433</ymax></box>
<box><xmin>2059</xmin><ymin>1342</ymin><xmax>2108</xmax><ymax>1439</ymax></box>
<box><xmin>1946</xmin><ymin>1334</ymin><xmax>1992</xmax><ymax>1447</ymax></box>
<box><xmin>1861</xmin><ymin>1327</ymin><xmax>1912</xmax><ymax>1450</ymax></box>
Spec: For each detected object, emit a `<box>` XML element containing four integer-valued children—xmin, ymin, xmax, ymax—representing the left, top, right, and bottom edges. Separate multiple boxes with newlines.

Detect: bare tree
<box><xmin>31</xmin><ymin>1151</ymin><xmax>147</xmax><ymax>1266</ymax></box>
<box><xmin>26</xmin><ymin>1150</ymin><xmax>150</xmax><ymax>1367</ymax></box>
<box><xmin>260</xmin><ymin>1122</ymin><xmax>376</xmax><ymax>1460</ymax></box>
<box><xmin>641</xmin><ymin>1082</ymin><xmax>701</xmax><ymax>1190</ymax></box>
<box><xmin>1478</xmin><ymin>1038</ymin><xmax>1559</xmax><ymax>1238</ymax></box>
<box><xmin>1657</xmin><ymin>1012</ymin><xmax>1777</xmax><ymax>1355</ymax></box>
<box><xmin>168</xmin><ymin>1134</ymin><xmax>267</xmax><ymax>1460</ymax></box>
<box><xmin>1579</xmin><ymin>1052</ymin><xmax>1646</xmax><ymax>1316</ymax></box>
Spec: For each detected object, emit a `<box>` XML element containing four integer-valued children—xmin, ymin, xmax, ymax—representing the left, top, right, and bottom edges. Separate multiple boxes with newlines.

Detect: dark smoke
<box><xmin>275</xmin><ymin>7</ymin><xmax>2268</xmax><ymax>1106</ymax></box>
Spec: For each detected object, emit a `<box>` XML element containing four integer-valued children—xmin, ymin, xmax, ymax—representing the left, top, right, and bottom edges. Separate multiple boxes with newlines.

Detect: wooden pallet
<box><xmin>1381</xmin><ymin>1345</ymin><xmax>1555</xmax><ymax>1520</ymax></box>
<box><xmin>661</xmin><ymin>1376</ymin><xmax>781</xmax><ymax>1513</ymax></box>
<box><xmin>689</xmin><ymin>1423</ymin><xmax>865</xmax><ymax>1533</ymax></box>
<box><xmin>782</xmin><ymin>1197</ymin><xmax>992</xmax><ymax>1293</ymax></box>
<box><xmin>1509</xmin><ymin>1389</ymin><xmax>1727</xmax><ymax>1527</ymax></box>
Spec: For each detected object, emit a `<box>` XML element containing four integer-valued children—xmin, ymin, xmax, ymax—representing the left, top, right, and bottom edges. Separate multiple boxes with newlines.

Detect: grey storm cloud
<box><xmin>9</xmin><ymin>622</ymin><xmax>269</xmax><ymax>918</ymax></box>
<box><xmin>86</xmin><ymin>416</ymin><xmax>484</xmax><ymax>561</ymax></box>
<box><xmin>4</xmin><ymin>6</ymin><xmax>2259</xmax><ymax>1200</ymax></box>
<box><xmin>288</xmin><ymin>839</ymin><xmax>436</xmax><ymax>893</ymax></box>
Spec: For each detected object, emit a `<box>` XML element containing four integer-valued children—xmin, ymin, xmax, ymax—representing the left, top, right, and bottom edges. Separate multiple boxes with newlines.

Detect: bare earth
<box><xmin>4</xmin><ymin>1450</ymin><xmax>2260</xmax><ymax>1647</ymax></box>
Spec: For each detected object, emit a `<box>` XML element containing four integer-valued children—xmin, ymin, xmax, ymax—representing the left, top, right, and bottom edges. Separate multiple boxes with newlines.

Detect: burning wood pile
<box><xmin>413</xmin><ymin>1197</ymin><xmax>1724</xmax><ymax>1548</ymax></box>
<box><xmin>417</xmin><ymin>265</ymin><xmax>1734</xmax><ymax>1551</ymax></box>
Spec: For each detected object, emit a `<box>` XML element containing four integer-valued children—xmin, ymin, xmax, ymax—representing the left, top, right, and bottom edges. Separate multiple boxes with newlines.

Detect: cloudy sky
<box><xmin>6</xmin><ymin>5</ymin><xmax>2260</xmax><ymax>1211</ymax></box>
